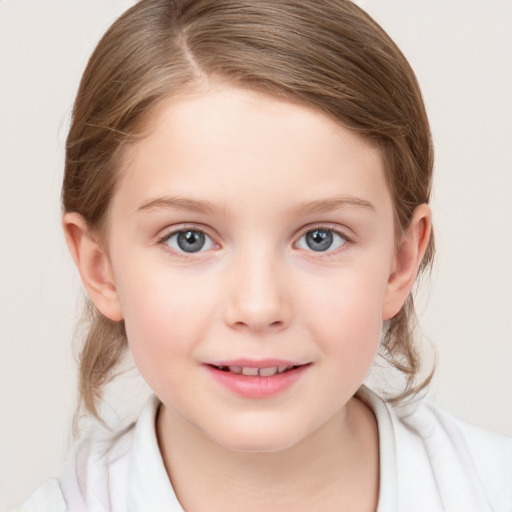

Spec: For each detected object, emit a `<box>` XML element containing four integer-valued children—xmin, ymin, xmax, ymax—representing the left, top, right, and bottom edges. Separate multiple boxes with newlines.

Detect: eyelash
<box><xmin>157</xmin><ymin>225</ymin><xmax>216</xmax><ymax>259</ymax></box>
<box><xmin>295</xmin><ymin>224</ymin><xmax>352</xmax><ymax>258</ymax></box>
<box><xmin>156</xmin><ymin>224</ymin><xmax>352</xmax><ymax>259</ymax></box>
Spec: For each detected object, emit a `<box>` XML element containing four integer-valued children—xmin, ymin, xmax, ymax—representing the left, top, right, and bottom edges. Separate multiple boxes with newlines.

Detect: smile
<box><xmin>212</xmin><ymin>365</ymin><xmax>297</xmax><ymax>377</ymax></box>
<box><xmin>204</xmin><ymin>361</ymin><xmax>310</xmax><ymax>399</ymax></box>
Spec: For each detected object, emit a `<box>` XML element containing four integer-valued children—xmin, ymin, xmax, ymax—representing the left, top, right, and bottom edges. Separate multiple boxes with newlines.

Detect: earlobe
<box><xmin>382</xmin><ymin>204</ymin><xmax>432</xmax><ymax>321</ymax></box>
<box><xmin>62</xmin><ymin>212</ymin><xmax>123</xmax><ymax>322</ymax></box>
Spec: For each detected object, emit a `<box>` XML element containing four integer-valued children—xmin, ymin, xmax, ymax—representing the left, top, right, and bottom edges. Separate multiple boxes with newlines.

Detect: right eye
<box><xmin>162</xmin><ymin>229</ymin><xmax>215</xmax><ymax>253</ymax></box>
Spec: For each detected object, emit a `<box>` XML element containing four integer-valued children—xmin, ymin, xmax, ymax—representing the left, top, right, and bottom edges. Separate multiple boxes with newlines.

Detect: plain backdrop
<box><xmin>0</xmin><ymin>0</ymin><xmax>511</xmax><ymax>509</ymax></box>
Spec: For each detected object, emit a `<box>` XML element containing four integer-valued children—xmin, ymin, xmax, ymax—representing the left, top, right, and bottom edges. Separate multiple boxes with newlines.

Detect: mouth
<box><xmin>204</xmin><ymin>361</ymin><xmax>310</xmax><ymax>398</ymax></box>
<box><xmin>207</xmin><ymin>364</ymin><xmax>302</xmax><ymax>377</ymax></box>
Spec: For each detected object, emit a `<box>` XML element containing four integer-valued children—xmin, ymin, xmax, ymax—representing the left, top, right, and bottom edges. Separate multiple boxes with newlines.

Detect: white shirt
<box><xmin>16</xmin><ymin>387</ymin><xmax>512</xmax><ymax>512</ymax></box>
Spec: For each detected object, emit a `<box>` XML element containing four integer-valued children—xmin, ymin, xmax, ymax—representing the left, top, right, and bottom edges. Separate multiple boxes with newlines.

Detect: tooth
<box><xmin>278</xmin><ymin>366</ymin><xmax>288</xmax><ymax>373</ymax></box>
<box><xmin>242</xmin><ymin>367</ymin><xmax>259</xmax><ymax>376</ymax></box>
<box><xmin>259</xmin><ymin>367</ymin><xmax>278</xmax><ymax>377</ymax></box>
<box><xmin>229</xmin><ymin>366</ymin><xmax>242</xmax><ymax>374</ymax></box>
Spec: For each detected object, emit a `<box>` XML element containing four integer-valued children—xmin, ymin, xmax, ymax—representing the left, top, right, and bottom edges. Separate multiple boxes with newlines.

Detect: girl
<box><xmin>14</xmin><ymin>1</ymin><xmax>511</xmax><ymax>511</ymax></box>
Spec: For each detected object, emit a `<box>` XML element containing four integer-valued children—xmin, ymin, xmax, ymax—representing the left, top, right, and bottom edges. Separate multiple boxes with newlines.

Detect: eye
<box><xmin>296</xmin><ymin>228</ymin><xmax>347</xmax><ymax>252</ymax></box>
<box><xmin>163</xmin><ymin>229</ymin><xmax>215</xmax><ymax>253</ymax></box>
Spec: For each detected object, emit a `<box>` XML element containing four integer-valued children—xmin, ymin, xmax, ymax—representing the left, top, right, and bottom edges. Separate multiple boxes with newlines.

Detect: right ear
<box><xmin>62</xmin><ymin>212</ymin><xmax>123</xmax><ymax>322</ymax></box>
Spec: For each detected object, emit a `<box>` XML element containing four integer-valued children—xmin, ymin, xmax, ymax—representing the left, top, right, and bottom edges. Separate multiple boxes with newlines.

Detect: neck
<box><xmin>156</xmin><ymin>396</ymin><xmax>379</xmax><ymax>512</ymax></box>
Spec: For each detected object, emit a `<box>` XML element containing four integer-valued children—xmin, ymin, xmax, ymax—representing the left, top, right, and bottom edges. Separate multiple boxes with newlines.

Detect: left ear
<box><xmin>382</xmin><ymin>204</ymin><xmax>432</xmax><ymax>321</ymax></box>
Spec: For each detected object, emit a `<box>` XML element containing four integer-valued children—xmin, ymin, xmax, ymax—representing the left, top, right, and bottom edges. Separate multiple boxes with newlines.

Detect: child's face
<box><xmin>100</xmin><ymin>85</ymin><xmax>405</xmax><ymax>452</ymax></box>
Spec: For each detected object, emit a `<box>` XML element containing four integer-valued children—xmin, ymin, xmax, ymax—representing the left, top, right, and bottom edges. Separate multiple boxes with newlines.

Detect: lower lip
<box><xmin>204</xmin><ymin>365</ymin><xmax>309</xmax><ymax>399</ymax></box>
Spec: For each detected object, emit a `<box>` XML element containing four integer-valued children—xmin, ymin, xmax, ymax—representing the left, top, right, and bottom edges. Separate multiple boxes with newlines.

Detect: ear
<box><xmin>382</xmin><ymin>204</ymin><xmax>432</xmax><ymax>321</ymax></box>
<box><xmin>62</xmin><ymin>212</ymin><xmax>123</xmax><ymax>322</ymax></box>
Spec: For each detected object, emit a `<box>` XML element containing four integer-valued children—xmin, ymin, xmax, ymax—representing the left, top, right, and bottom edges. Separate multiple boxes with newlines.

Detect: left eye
<box><xmin>296</xmin><ymin>228</ymin><xmax>347</xmax><ymax>252</ymax></box>
<box><xmin>163</xmin><ymin>230</ymin><xmax>215</xmax><ymax>253</ymax></box>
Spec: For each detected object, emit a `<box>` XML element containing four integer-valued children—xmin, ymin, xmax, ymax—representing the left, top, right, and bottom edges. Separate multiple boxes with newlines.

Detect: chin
<box><xmin>219</xmin><ymin>435</ymin><xmax>301</xmax><ymax>454</ymax></box>
<box><xmin>207</xmin><ymin>418</ymin><xmax>310</xmax><ymax>454</ymax></box>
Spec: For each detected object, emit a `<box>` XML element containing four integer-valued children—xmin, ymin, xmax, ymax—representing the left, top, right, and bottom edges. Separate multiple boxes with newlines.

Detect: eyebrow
<box><xmin>294</xmin><ymin>196</ymin><xmax>376</xmax><ymax>215</ymax></box>
<box><xmin>137</xmin><ymin>196</ymin><xmax>222</xmax><ymax>215</ymax></box>
<box><xmin>136</xmin><ymin>195</ymin><xmax>375</xmax><ymax>216</ymax></box>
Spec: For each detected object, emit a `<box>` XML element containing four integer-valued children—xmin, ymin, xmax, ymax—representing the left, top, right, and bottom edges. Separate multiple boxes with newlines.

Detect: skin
<box><xmin>64</xmin><ymin>84</ymin><xmax>431</xmax><ymax>511</ymax></box>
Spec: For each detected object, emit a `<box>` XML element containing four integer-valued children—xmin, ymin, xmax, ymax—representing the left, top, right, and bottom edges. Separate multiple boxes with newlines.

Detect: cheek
<box><xmin>298</xmin><ymin>264</ymin><xmax>388</xmax><ymax>362</ymax></box>
<box><xmin>115</xmin><ymin>268</ymin><xmax>217</xmax><ymax>381</ymax></box>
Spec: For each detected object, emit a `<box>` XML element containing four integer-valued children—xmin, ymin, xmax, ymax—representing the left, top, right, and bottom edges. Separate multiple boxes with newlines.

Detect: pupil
<box><xmin>306</xmin><ymin>229</ymin><xmax>333</xmax><ymax>251</ymax></box>
<box><xmin>177</xmin><ymin>230</ymin><xmax>205</xmax><ymax>252</ymax></box>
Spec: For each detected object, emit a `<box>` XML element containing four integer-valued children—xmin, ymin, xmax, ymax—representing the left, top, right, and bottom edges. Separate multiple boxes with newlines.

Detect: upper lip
<box><xmin>206</xmin><ymin>359</ymin><xmax>309</xmax><ymax>368</ymax></box>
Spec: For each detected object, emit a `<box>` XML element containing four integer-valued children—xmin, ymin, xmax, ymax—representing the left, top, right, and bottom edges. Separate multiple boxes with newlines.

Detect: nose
<box><xmin>223</xmin><ymin>250</ymin><xmax>291</xmax><ymax>333</ymax></box>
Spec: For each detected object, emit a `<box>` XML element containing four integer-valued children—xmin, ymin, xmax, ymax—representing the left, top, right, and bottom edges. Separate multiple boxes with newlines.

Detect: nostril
<box><xmin>224</xmin><ymin>295</ymin><xmax>291</xmax><ymax>332</ymax></box>
<box><xmin>232</xmin><ymin>319</ymin><xmax>284</xmax><ymax>332</ymax></box>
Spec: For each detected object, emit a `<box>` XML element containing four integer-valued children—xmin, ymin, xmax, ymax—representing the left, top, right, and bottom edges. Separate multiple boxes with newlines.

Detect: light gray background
<box><xmin>1</xmin><ymin>1</ymin><xmax>511</xmax><ymax>509</ymax></box>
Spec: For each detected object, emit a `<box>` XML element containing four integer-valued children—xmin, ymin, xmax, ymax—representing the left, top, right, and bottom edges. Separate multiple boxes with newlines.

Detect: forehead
<box><xmin>114</xmin><ymin>84</ymin><xmax>392</xmax><ymax>218</ymax></box>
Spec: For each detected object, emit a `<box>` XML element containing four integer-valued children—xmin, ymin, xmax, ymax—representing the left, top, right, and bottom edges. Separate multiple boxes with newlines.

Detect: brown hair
<box><xmin>63</xmin><ymin>0</ymin><xmax>434</xmax><ymax>421</ymax></box>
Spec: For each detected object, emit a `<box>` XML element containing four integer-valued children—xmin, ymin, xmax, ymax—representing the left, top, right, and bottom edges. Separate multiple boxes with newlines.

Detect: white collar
<box><xmin>125</xmin><ymin>387</ymin><xmax>499</xmax><ymax>512</ymax></box>
<box><xmin>128</xmin><ymin>395</ymin><xmax>183</xmax><ymax>511</ymax></box>
<box><xmin>127</xmin><ymin>388</ymin><xmax>397</xmax><ymax>512</ymax></box>
<box><xmin>356</xmin><ymin>386</ymin><xmax>397</xmax><ymax>512</ymax></box>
